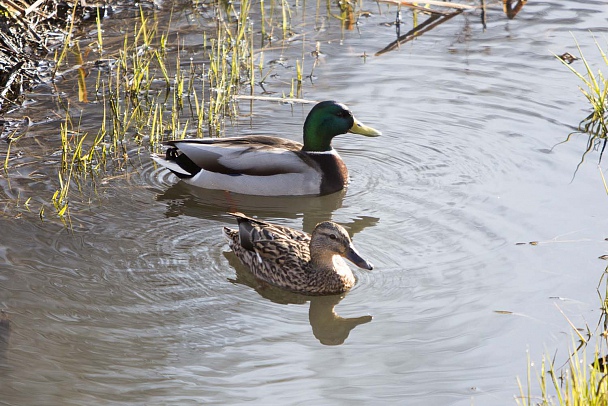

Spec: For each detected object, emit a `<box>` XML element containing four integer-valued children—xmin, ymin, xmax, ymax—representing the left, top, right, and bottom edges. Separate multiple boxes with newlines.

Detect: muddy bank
<box><xmin>0</xmin><ymin>1</ymin><xmax>135</xmax><ymax>115</ymax></box>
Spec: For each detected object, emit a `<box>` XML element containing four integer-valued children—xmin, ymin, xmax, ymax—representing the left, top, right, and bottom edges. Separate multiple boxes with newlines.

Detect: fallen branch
<box><xmin>376</xmin><ymin>10</ymin><xmax>463</xmax><ymax>56</ymax></box>
<box><xmin>234</xmin><ymin>95</ymin><xmax>318</xmax><ymax>104</ymax></box>
<box><xmin>375</xmin><ymin>0</ymin><xmax>478</xmax><ymax>11</ymax></box>
<box><xmin>24</xmin><ymin>0</ymin><xmax>47</xmax><ymax>16</ymax></box>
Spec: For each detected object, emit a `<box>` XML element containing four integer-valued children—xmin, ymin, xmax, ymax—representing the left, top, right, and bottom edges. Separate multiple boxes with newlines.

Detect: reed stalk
<box><xmin>558</xmin><ymin>37</ymin><xmax>608</xmax><ymax>139</ymax></box>
<box><xmin>35</xmin><ymin>0</ymin><xmax>363</xmax><ymax>219</ymax></box>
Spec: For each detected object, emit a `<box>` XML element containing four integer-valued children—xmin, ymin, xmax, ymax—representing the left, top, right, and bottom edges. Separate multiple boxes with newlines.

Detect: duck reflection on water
<box><xmin>155</xmin><ymin>181</ymin><xmax>348</xmax><ymax>232</ymax></box>
<box><xmin>225</xmin><ymin>251</ymin><xmax>372</xmax><ymax>346</ymax></box>
<box><xmin>224</xmin><ymin>214</ymin><xmax>378</xmax><ymax>345</ymax></box>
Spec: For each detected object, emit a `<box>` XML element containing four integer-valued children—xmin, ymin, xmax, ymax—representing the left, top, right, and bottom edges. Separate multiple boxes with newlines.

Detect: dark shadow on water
<box><xmin>0</xmin><ymin>310</ymin><xmax>10</xmax><ymax>365</ymax></box>
<box><xmin>224</xmin><ymin>252</ymin><xmax>372</xmax><ymax>345</ymax></box>
<box><xmin>552</xmin><ymin>112</ymin><xmax>608</xmax><ymax>182</ymax></box>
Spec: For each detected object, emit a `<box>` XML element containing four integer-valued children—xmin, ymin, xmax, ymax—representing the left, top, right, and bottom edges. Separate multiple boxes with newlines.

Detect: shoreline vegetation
<box><xmin>0</xmin><ymin>1</ymin><xmax>116</xmax><ymax>114</ymax></box>
<box><xmin>1</xmin><ymin>0</ymin><xmax>529</xmax><ymax>117</ymax></box>
<box><xmin>2</xmin><ymin>0</ymin><xmax>608</xmax><ymax>403</ymax></box>
<box><xmin>516</xmin><ymin>260</ymin><xmax>608</xmax><ymax>405</ymax></box>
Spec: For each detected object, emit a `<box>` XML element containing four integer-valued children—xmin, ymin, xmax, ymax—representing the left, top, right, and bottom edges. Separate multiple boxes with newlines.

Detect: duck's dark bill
<box><xmin>345</xmin><ymin>245</ymin><xmax>374</xmax><ymax>270</ymax></box>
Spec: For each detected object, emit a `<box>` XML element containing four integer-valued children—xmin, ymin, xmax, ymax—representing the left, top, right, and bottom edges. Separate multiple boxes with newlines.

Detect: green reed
<box><xmin>37</xmin><ymin>0</ymin><xmax>358</xmax><ymax>220</ymax></box>
<box><xmin>281</xmin><ymin>0</ymin><xmax>292</xmax><ymax>37</ymax></box>
<box><xmin>3</xmin><ymin>130</ymin><xmax>22</xmax><ymax>172</ymax></box>
<box><xmin>54</xmin><ymin>111</ymin><xmax>83</xmax><ymax>218</ymax></box>
<box><xmin>55</xmin><ymin>0</ymin><xmax>338</xmax><ymax>159</ymax></box>
<box><xmin>52</xmin><ymin>3</ymin><xmax>77</xmax><ymax>80</ymax></box>
<box><xmin>554</xmin><ymin>36</ymin><xmax>608</xmax><ymax>179</ymax></box>
<box><xmin>96</xmin><ymin>8</ymin><xmax>104</xmax><ymax>55</ymax></box>
<box><xmin>204</xmin><ymin>0</ymin><xmax>257</xmax><ymax>134</ymax></box>
<box><xmin>558</xmin><ymin>37</ymin><xmax>608</xmax><ymax>139</ymax></box>
<box><xmin>516</xmin><ymin>263</ymin><xmax>608</xmax><ymax>405</ymax></box>
<box><xmin>516</xmin><ymin>345</ymin><xmax>608</xmax><ymax>405</ymax></box>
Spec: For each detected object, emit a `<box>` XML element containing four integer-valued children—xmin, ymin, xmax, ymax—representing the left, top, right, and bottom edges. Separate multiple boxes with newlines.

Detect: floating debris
<box><xmin>558</xmin><ymin>52</ymin><xmax>579</xmax><ymax>64</ymax></box>
<box><xmin>503</xmin><ymin>0</ymin><xmax>527</xmax><ymax>20</ymax></box>
<box><xmin>375</xmin><ymin>0</ymin><xmax>528</xmax><ymax>56</ymax></box>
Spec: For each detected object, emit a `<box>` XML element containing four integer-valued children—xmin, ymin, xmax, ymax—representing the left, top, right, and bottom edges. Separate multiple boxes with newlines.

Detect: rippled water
<box><xmin>2</xmin><ymin>1</ymin><xmax>608</xmax><ymax>405</ymax></box>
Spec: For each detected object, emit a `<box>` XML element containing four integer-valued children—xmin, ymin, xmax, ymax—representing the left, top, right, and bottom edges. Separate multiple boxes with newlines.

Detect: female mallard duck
<box><xmin>151</xmin><ymin>101</ymin><xmax>381</xmax><ymax>196</ymax></box>
<box><xmin>223</xmin><ymin>212</ymin><xmax>374</xmax><ymax>295</ymax></box>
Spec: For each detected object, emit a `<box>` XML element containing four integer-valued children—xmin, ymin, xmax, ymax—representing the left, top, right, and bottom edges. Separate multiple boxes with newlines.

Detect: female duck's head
<box><xmin>310</xmin><ymin>221</ymin><xmax>374</xmax><ymax>271</ymax></box>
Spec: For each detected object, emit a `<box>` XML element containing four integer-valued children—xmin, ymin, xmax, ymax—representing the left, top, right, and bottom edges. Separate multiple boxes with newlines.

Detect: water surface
<box><xmin>2</xmin><ymin>1</ymin><xmax>608</xmax><ymax>405</ymax></box>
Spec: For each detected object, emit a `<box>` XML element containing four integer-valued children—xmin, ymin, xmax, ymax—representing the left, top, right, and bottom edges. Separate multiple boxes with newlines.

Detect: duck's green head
<box><xmin>302</xmin><ymin>101</ymin><xmax>382</xmax><ymax>152</ymax></box>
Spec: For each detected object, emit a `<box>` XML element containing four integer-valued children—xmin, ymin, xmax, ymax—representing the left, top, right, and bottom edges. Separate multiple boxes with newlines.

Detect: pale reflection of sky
<box><xmin>1</xmin><ymin>1</ymin><xmax>608</xmax><ymax>405</ymax></box>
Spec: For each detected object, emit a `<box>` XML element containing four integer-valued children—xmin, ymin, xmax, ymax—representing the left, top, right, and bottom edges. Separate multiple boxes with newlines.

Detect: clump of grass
<box><xmin>556</xmin><ymin>36</ymin><xmax>608</xmax><ymax>177</ymax></box>
<box><xmin>33</xmin><ymin>0</ymin><xmax>364</xmax><ymax>221</ymax></box>
<box><xmin>516</xmin><ymin>345</ymin><xmax>608</xmax><ymax>405</ymax></box>
<box><xmin>553</xmin><ymin>36</ymin><xmax>608</xmax><ymax>188</ymax></box>
<box><xmin>557</xmin><ymin>37</ymin><xmax>608</xmax><ymax>140</ymax></box>
<box><xmin>516</xmin><ymin>264</ymin><xmax>608</xmax><ymax>405</ymax></box>
<box><xmin>204</xmin><ymin>0</ymin><xmax>257</xmax><ymax>135</ymax></box>
<box><xmin>44</xmin><ymin>5</ymin><xmax>166</xmax><ymax>221</ymax></box>
<box><xmin>259</xmin><ymin>0</ymin><xmax>293</xmax><ymax>42</ymax></box>
<box><xmin>52</xmin><ymin>107</ymin><xmax>109</xmax><ymax>220</ymax></box>
<box><xmin>42</xmin><ymin>2</ymin><xmax>251</xmax><ymax>221</ymax></box>
<box><xmin>53</xmin><ymin>110</ymin><xmax>82</xmax><ymax>220</ymax></box>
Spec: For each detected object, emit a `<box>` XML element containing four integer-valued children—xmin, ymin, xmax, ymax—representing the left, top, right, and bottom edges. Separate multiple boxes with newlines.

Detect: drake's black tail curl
<box><xmin>165</xmin><ymin>147</ymin><xmax>202</xmax><ymax>178</ymax></box>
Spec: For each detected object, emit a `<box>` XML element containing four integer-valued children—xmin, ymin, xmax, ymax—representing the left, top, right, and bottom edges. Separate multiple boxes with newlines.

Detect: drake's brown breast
<box><xmin>308</xmin><ymin>152</ymin><xmax>349</xmax><ymax>196</ymax></box>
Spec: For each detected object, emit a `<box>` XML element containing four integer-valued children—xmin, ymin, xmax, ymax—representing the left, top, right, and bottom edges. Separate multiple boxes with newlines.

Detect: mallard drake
<box><xmin>223</xmin><ymin>212</ymin><xmax>373</xmax><ymax>295</ymax></box>
<box><xmin>151</xmin><ymin>101</ymin><xmax>381</xmax><ymax>196</ymax></box>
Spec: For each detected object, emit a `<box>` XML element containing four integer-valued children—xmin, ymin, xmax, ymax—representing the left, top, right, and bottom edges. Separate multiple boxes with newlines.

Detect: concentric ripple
<box><xmin>2</xmin><ymin>1</ymin><xmax>608</xmax><ymax>405</ymax></box>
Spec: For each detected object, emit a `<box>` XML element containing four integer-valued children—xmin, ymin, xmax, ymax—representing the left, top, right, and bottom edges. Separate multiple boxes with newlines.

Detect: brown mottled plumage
<box><xmin>223</xmin><ymin>213</ymin><xmax>373</xmax><ymax>295</ymax></box>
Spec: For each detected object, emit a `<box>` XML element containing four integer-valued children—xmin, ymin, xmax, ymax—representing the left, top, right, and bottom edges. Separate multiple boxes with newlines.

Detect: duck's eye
<box><xmin>329</xmin><ymin>234</ymin><xmax>338</xmax><ymax>240</ymax></box>
<box><xmin>337</xmin><ymin>110</ymin><xmax>351</xmax><ymax>118</ymax></box>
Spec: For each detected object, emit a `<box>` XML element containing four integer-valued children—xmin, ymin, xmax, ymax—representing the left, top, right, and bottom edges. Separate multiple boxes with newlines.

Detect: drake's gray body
<box><xmin>154</xmin><ymin>136</ymin><xmax>348</xmax><ymax>195</ymax></box>
<box><xmin>151</xmin><ymin>101</ymin><xmax>381</xmax><ymax>196</ymax></box>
